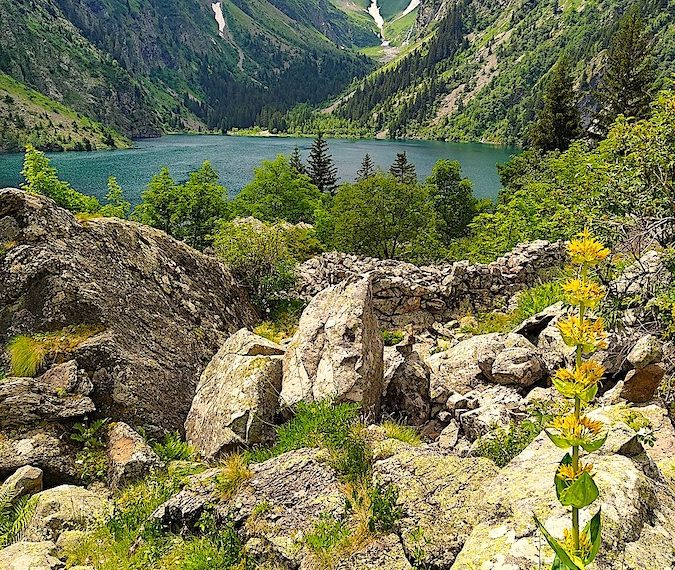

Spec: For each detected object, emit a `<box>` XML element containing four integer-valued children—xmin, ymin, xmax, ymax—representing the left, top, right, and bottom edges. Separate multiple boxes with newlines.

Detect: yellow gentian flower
<box><xmin>563</xmin><ymin>279</ymin><xmax>605</xmax><ymax>308</ymax></box>
<box><xmin>557</xmin><ymin>315</ymin><xmax>608</xmax><ymax>352</ymax></box>
<box><xmin>568</xmin><ymin>229</ymin><xmax>610</xmax><ymax>266</ymax></box>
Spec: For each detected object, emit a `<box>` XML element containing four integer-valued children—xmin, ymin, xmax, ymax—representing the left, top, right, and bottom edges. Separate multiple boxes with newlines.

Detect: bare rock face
<box><xmin>107</xmin><ymin>422</ymin><xmax>162</xmax><ymax>490</ymax></box>
<box><xmin>1</xmin><ymin>465</ymin><xmax>43</xmax><ymax>504</ymax></box>
<box><xmin>185</xmin><ymin>329</ymin><xmax>284</xmax><ymax>459</ymax></box>
<box><xmin>0</xmin><ymin>541</ymin><xmax>63</xmax><ymax>570</ymax></box>
<box><xmin>621</xmin><ymin>363</ymin><xmax>666</xmax><ymax>403</ymax></box>
<box><xmin>0</xmin><ymin>189</ymin><xmax>257</xmax><ymax>431</ymax></box>
<box><xmin>0</xmin><ymin>361</ymin><xmax>95</xmax><ymax>429</ymax></box>
<box><xmin>627</xmin><ymin>334</ymin><xmax>663</xmax><ymax>369</ymax></box>
<box><xmin>281</xmin><ymin>275</ymin><xmax>384</xmax><ymax>415</ymax></box>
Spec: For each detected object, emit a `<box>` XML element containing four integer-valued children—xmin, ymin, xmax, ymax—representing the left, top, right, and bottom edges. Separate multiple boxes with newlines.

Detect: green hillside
<box><xmin>331</xmin><ymin>0</ymin><xmax>675</xmax><ymax>144</ymax></box>
<box><xmin>0</xmin><ymin>73</ymin><xmax>130</xmax><ymax>153</ymax></box>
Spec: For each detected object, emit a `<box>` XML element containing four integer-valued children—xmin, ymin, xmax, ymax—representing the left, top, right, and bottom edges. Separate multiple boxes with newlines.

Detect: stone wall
<box><xmin>296</xmin><ymin>240</ymin><xmax>567</xmax><ymax>329</ymax></box>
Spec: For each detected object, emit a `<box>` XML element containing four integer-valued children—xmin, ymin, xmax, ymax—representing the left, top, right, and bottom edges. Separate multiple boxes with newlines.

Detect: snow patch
<box><xmin>368</xmin><ymin>0</ymin><xmax>388</xmax><ymax>45</ymax></box>
<box><xmin>401</xmin><ymin>0</ymin><xmax>420</xmax><ymax>18</ymax></box>
<box><xmin>212</xmin><ymin>2</ymin><xmax>226</xmax><ymax>37</ymax></box>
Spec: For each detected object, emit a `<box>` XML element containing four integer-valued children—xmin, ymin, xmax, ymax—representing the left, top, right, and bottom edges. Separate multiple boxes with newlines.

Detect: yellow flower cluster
<box><xmin>554</xmin><ymin>361</ymin><xmax>605</xmax><ymax>389</ymax></box>
<box><xmin>563</xmin><ymin>528</ymin><xmax>592</xmax><ymax>559</ymax></box>
<box><xmin>557</xmin><ymin>461</ymin><xmax>593</xmax><ymax>482</ymax></box>
<box><xmin>550</xmin><ymin>414</ymin><xmax>604</xmax><ymax>446</ymax></box>
<box><xmin>563</xmin><ymin>279</ymin><xmax>605</xmax><ymax>308</ymax></box>
<box><xmin>557</xmin><ymin>316</ymin><xmax>608</xmax><ymax>352</ymax></box>
<box><xmin>568</xmin><ymin>229</ymin><xmax>611</xmax><ymax>267</ymax></box>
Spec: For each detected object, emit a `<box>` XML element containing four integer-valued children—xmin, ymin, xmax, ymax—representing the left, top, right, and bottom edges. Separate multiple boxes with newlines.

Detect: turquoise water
<box><xmin>0</xmin><ymin>135</ymin><xmax>517</xmax><ymax>203</ymax></box>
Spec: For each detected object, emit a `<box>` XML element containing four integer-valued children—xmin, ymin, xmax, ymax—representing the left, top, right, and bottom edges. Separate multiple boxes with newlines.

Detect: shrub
<box><xmin>152</xmin><ymin>432</ymin><xmax>195</xmax><ymax>462</ymax></box>
<box><xmin>253</xmin><ymin>299</ymin><xmax>305</xmax><ymax>344</ymax></box>
<box><xmin>71</xmin><ymin>418</ymin><xmax>109</xmax><ymax>484</ymax></box>
<box><xmin>382</xmin><ymin>421</ymin><xmax>421</xmax><ymax>446</ymax></box>
<box><xmin>7</xmin><ymin>325</ymin><xmax>103</xmax><ymax>377</ymax></box>
<box><xmin>381</xmin><ymin>330</ymin><xmax>405</xmax><ymax>346</ymax></box>
<box><xmin>215</xmin><ymin>454</ymin><xmax>253</xmax><ymax>500</ymax></box>
<box><xmin>473</xmin><ymin>420</ymin><xmax>541</xmax><ymax>467</ymax></box>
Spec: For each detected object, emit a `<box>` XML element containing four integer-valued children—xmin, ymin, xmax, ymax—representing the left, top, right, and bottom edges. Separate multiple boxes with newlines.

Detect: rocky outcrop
<box><xmin>0</xmin><ymin>541</ymin><xmax>63</xmax><ymax>570</ymax></box>
<box><xmin>106</xmin><ymin>422</ymin><xmax>162</xmax><ymax>490</ymax></box>
<box><xmin>296</xmin><ymin>241</ymin><xmax>566</xmax><ymax>328</ymax></box>
<box><xmin>0</xmin><ymin>361</ymin><xmax>94</xmax><ymax>429</ymax></box>
<box><xmin>281</xmin><ymin>275</ymin><xmax>384</xmax><ymax>415</ymax></box>
<box><xmin>185</xmin><ymin>329</ymin><xmax>284</xmax><ymax>459</ymax></box>
<box><xmin>0</xmin><ymin>189</ymin><xmax>257</xmax><ymax>431</ymax></box>
<box><xmin>22</xmin><ymin>485</ymin><xmax>111</xmax><ymax>542</ymax></box>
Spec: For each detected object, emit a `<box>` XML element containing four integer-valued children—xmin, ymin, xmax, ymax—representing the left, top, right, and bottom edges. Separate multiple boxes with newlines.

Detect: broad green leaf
<box><xmin>559</xmin><ymin>472</ymin><xmax>599</xmax><ymax>509</ymax></box>
<box><xmin>533</xmin><ymin>515</ymin><xmax>585</xmax><ymax>570</ymax></box>
<box><xmin>545</xmin><ymin>429</ymin><xmax>572</xmax><ymax>450</ymax></box>
<box><xmin>578</xmin><ymin>383</ymin><xmax>598</xmax><ymax>404</ymax></box>
<box><xmin>552</xmin><ymin>378</ymin><xmax>578</xmax><ymax>399</ymax></box>
<box><xmin>555</xmin><ymin>454</ymin><xmax>574</xmax><ymax>501</ymax></box>
<box><xmin>581</xmin><ymin>432</ymin><xmax>607</xmax><ymax>452</ymax></box>
<box><xmin>583</xmin><ymin>510</ymin><xmax>602</xmax><ymax>564</ymax></box>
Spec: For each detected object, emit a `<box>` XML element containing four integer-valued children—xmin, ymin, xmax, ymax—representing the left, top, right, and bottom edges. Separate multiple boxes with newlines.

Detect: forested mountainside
<box><xmin>331</xmin><ymin>0</ymin><xmax>675</xmax><ymax>144</ymax></box>
<box><xmin>0</xmin><ymin>0</ymin><xmax>384</xmax><ymax>149</ymax></box>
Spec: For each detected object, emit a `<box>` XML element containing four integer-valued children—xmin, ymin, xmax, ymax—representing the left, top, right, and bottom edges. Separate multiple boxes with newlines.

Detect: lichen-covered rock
<box><xmin>627</xmin><ymin>334</ymin><xmax>663</xmax><ymax>369</ymax></box>
<box><xmin>452</xmin><ymin>422</ymin><xmax>675</xmax><ymax>569</ymax></box>
<box><xmin>1</xmin><ymin>465</ymin><xmax>43</xmax><ymax>504</ymax></box>
<box><xmin>332</xmin><ymin>533</ymin><xmax>413</xmax><ymax>570</ymax></box>
<box><xmin>381</xmin><ymin>341</ymin><xmax>431</xmax><ymax>425</ymax></box>
<box><xmin>0</xmin><ymin>427</ymin><xmax>80</xmax><ymax>485</ymax></box>
<box><xmin>106</xmin><ymin>422</ymin><xmax>162</xmax><ymax>490</ymax></box>
<box><xmin>221</xmin><ymin>449</ymin><xmax>345</xmax><ymax>567</ymax></box>
<box><xmin>621</xmin><ymin>363</ymin><xmax>665</xmax><ymax>403</ymax></box>
<box><xmin>185</xmin><ymin>329</ymin><xmax>284</xmax><ymax>459</ymax></box>
<box><xmin>22</xmin><ymin>485</ymin><xmax>111</xmax><ymax>542</ymax></box>
<box><xmin>0</xmin><ymin>362</ymin><xmax>95</xmax><ymax>430</ymax></box>
<box><xmin>0</xmin><ymin>541</ymin><xmax>63</xmax><ymax>570</ymax></box>
<box><xmin>0</xmin><ymin>189</ymin><xmax>257</xmax><ymax>431</ymax></box>
<box><xmin>281</xmin><ymin>276</ymin><xmax>383</xmax><ymax>415</ymax></box>
<box><xmin>490</xmin><ymin>345</ymin><xmax>545</xmax><ymax>386</ymax></box>
<box><xmin>373</xmin><ymin>447</ymin><xmax>499</xmax><ymax>569</ymax></box>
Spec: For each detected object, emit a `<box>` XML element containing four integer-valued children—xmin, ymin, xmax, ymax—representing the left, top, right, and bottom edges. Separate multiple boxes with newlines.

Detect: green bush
<box><xmin>381</xmin><ymin>330</ymin><xmax>405</xmax><ymax>346</ymax></box>
<box><xmin>70</xmin><ymin>418</ymin><xmax>109</xmax><ymax>484</ymax></box>
<box><xmin>152</xmin><ymin>432</ymin><xmax>195</xmax><ymax>462</ymax></box>
<box><xmin>473</xmin><ymin>419</ymin><xmax>541</xmax><ymax>467</ymax></box>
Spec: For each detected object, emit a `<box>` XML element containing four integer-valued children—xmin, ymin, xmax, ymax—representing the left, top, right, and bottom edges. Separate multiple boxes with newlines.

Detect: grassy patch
<box><xmin>472</xmin><ymin>419</ymin><xmax>542</xmax><ymax>467</ymax></box>
<box><xmin>463</xmin><ymin>280</ymin><xmax>565</xmax><ymax>335</ymax></box>
<box><xmin>152</xmin><ymin>432</ymin><xmax>196</xmax><ymax>462</ymax></box>
<box><xmin>7</xmin><ymin>324</ymin><xmax>103</xmax><ymax>377</ymax></box>
<box><xmin>216</xmin><ymin>454</ymin><xmax>253</xmax><ymax>500</ymax></box>
<box><xmin>70</xmin><ymin>419</ymin><xmax>109</xmax><ymax>484</ymax></box>
<box><xmin>381</xmin><ymin>330</ymin><xmax>405</xmax><ymax>346</ymax></box>
<box><xmin>382</xmin><ymin>421</ymin><xmax>421</xmax><ymax>446</ymax></box>
<box><xmin>246</xmin><ymin>401</ymin><xmax>371</xmax><ymax>484</ymax></box>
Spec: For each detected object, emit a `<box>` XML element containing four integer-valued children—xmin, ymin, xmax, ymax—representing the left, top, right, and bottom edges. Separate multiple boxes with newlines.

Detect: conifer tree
<box><xmin>307</xmin><ymin>133</ymin><xmax>338</xmax><ymax>195</ymax></box>
<box><xmin>529</xmin><ymin>57</ymin><xmax>581</xmax><ymax>152</ymax></box>
<box><xmin>389</xmin><ymin>152</ymin><xmax>417</xmax><ymax>184</ymax></box>
<box><xmin>356</xmin><ymin>153</ymin><xmax>375</xmax><ymax>181</ymax></box>
<box><xmin>289</xmin><ymin>146</ymin><xmax>306</xmax><ymax>175</ymax></box>
<box><xmin>595</xmin><ymin>6</ymin><xmax>655</xmax><ymax>133</ymax></box>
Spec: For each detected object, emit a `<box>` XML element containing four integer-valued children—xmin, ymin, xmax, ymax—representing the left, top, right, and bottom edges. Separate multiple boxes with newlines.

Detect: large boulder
<box><xmin>0</xmin><ymin>361</ymin><xmax>95</xmax><ymax>430</ymax></box>
<box><xmin>0</xmin><ymin>541</ymin><xmax>63</xmax><ymax>570</ymax></box>
<box><xmin>106</xmin><ymin>422</ymin><xmax>162</xmax><ymax>490</ymax></box>
<box><xmin>333</xmin><ymin>533</ymin><xmax>413</xmax><ymax>570</ymax></box>
<box><xmin>281</xmin><ymin>276</ymin><xmax>383</xmax><ymax>415</ymax></box>
<box><xmin>381</xmin><ymin>339</ymin><xmax>431</xmax><ymax>426</ymax></box>
<box><xmin>0</xmin><ymin>189</ymin><xmax>257</xmax><ymax>431</ymax></box>
<box><xmin>1</xmin><ymin>465</ymin><xmax>43</xmax><ymax>504</ymax></box>
<box><xmin>185</xmin><ymin>329</ymin><xmax>284</xmax><ymax>459</ymax></box>
<box><xmin>621</xmin><ymin>363</ymin><xmax>666</xmax><ymax>403</ymax></box>
<box><xmin>452</xmin><ymin>419</ymin><xmax>675</xmax><ymax>569</ymax></box>
<box><xmin>373</xmin><ymin>447</ymin><xmax>499</xmax><ymax>569</ymax></box>
<box><xmin>22</xmin><ymin>485</ymin><xmax>111</xmax><ymax>542</ymax></box>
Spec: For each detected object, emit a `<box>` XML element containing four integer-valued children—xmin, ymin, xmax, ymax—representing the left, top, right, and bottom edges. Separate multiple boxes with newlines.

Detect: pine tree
<box><xmin>307</xmin><ymin>133</ymin><xmax>338</xmax><ymax>195</ymax></box>
<box><xmin>595</xmin><ymin>6</ymin><xmax>655</xmax><ymax>133</ymax></box>
<box><xmin>289</xmin><ymin>146</ymin><xmax>306</xmax><ymax>175</ymax></box>
<box><xmin>529</xmin><ymin>56</ymin><xmax>581</xmax><ymax>152</ymax></box>
<box><xmin>389</xmin><ymin>152</ymin><xmax>417</xmax><ymax>184</ymax></box>
<box><xmin>356</xmin><ymin>153</ymin><xmax>375</xmax><ymax>181</ymax></box>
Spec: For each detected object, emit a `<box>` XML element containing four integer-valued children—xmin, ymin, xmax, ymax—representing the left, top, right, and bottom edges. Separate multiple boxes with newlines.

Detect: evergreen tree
<box><xmin>356</xmin><ymin>153</ymin><xmax>375</xmax><ymax>181</ymax></box>
<box><xmin>289</xmin><ymin>146</ymin><xmax>306</xmax><ymax>175</ymax></box>
<box><xmin>389</xmin><ymin>152</ymin><xmax>417</xmax><ymax>184</ymax></box>
<box><xmin>596</xmin><ymin>6</ymin><xmax>655</xmax><ymax>133</ymax></box>
<box><xmin>529</xmin><ymin>56</ymin><xmax>581</xmax><ymax>152</ymax></box>
<box><xmin>307</xmin><ymin>133</ymin><xmax>338</xmax><ymax>195</ymax></box>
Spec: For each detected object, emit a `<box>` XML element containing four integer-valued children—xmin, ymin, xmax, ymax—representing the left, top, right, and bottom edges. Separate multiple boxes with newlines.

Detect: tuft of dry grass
<box><xmin>216</xmin><ymin>454</ymin><xmax>253</xmax><ymax>500</ymax></box>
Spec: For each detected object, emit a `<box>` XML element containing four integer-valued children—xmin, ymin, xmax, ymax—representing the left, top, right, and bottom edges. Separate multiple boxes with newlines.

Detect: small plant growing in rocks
<box><xmin>534</xmin><ymin>230</ymin><xmax>609</xmax><ymax>569</ymax></box>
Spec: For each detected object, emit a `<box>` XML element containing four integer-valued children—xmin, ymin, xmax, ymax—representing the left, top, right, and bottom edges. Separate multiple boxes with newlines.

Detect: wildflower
<box><xmin>563</xmin><ymin>279</ymin><xmax>605</xmax><ymax>308</ymax></box>
<box><xmin>563</xmin><ymin>528</ymin><xmax>592</xmax><ymax>559</ymax></box>
<box><xmin>568</xmin><ymin>229</ymin><xmax>610</xmax><ymax>266</ymax></box>
<box><xmin>550</xmin><ymin>414</ymin><xmax>604</xmax><ymax>446</ymax></box>
<box><xmin>557</xmin><ymin>315</ymin><xmax>608</xmax><ymax>352</ymax></box>
<box><xmin>554</xmin><ymin>361</ymin><xmax>605</xmax><ymax>389</ymax></box>
<box><xmin>557</xmin><ymin>461</ymin><xmax>593</xmax><ymax>482</ymax></box>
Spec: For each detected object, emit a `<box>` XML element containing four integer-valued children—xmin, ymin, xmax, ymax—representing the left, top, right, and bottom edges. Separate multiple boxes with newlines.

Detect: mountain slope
<box><xmin>332</xmin><ymin>0</ymin><xmax>675</xmax><ymax>144</ymax></box>
<box><xmin>0</xmin><ymin>0</ymin><xmax>376</xmax><ymax>146</ymax></box>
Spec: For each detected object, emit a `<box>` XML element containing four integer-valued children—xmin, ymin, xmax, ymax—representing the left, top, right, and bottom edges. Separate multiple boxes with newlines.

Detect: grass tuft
<box><xmin>7</xmin><ymin>325</ymin><xmax>103</xmax><ymax>377</ymax></box>
<box><xmin>216</xmin><ymin>454</ymin><xmax>253</xmax><ymax>500</ymax></box>
<box><xmin>382</xmin><ymin>421</ymin><xmax>421</xmax><ymax>446</ymax></box>
<box><xmin>472</xmin><ymin>419</ymin><xmax>541</xmax><ymax>467</ymax></box>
